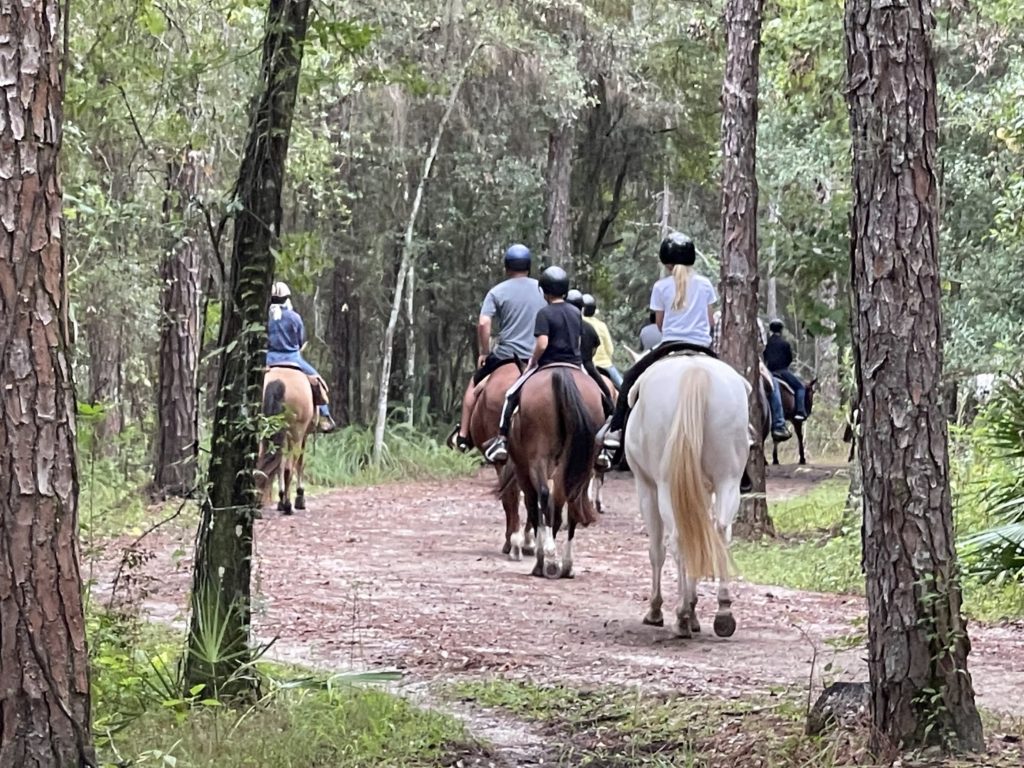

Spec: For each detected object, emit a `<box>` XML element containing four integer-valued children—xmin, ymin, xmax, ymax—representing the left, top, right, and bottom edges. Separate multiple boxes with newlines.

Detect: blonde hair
<box><xmin>670</xmin><ymin>264</ymin><xmax>692</xmax><ymax>311</ymax></box>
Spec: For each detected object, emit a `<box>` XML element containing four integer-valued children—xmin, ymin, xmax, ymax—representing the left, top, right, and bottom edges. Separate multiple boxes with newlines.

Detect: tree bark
<box><xmin>154</xmin><ymin>149</ymin><xmax>204</xmax><ymax>498</ymax></box>
<box><xmin>718</xmin><ymin>0</ymin><xmax>773</xmax><ymax>538</ymax></box>
<box><xmin>845</xmin><ymin>0</ymin><xmax>983</xmax><ymax>751</ymax></box>
<box><xmin>814</xmin><ymin>273</ymin><xmax>840</xmax><ymax>409</ymax></box>
<box><xmin>184</xmin><ymin>0</ymin><xmax>311</xmax><ymax>699</ymax></box>
<box><xmin>543</xmin><ymin>120</ymin><xmax>575</xmax><ymax>267</ymax></box>
<box><xmin>0</xmin><ymin>1</ymin><xmax>95</xmax><ymax>764</ymax></box>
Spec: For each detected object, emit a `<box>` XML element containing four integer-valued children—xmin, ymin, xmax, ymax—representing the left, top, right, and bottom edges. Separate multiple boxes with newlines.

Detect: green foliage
<box><xmin>90</xmin><ymin>612</ymin><xmax>464</xmax><ymax>768</ymax></box>
<box><xmin>733</xmin><ymin>480</ymin><xmax>1024</xmax><ymax>622</ymax></box>
<box><xmin>302</xmin><ymin>422</ymin><xmax>480</xmax><ymax>488</ymax></box>
<box><xmin>956</xmin><ymin>378</ymin><xmax>1024</xmax><ymax>584</ymax></box>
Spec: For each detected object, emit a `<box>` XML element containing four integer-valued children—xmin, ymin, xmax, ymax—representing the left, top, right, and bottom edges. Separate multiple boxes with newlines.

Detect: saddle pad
<box><xmin>267</xmin><ymin>363</ymin><xmax>305</xmax><ymax>372</ymax></box>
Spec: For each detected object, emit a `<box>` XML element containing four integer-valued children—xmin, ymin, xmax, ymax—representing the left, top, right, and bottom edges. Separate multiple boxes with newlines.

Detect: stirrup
<box><xmin>595</xmin><ymin>450</ymin><xmax>613</xmax><ymax>472</ymax></box>
<box><xmin>484</xmin><ymin>438</ymin><xmax>509</xmax><ymax>464</ymax></box>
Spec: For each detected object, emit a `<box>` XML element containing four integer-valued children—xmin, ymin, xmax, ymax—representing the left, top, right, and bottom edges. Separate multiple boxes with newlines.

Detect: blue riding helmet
<box><xmin>504</xmin><ymin>243</ymin><xmax>532</xmax><ymax>272</ymax></box>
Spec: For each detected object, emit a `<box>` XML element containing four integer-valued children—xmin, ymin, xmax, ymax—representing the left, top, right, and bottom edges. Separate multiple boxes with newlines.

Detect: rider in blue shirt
<box><xmin>267</xmin><ymin>282</ymin><xmax>335</xmax><ymax>433</ymax></box>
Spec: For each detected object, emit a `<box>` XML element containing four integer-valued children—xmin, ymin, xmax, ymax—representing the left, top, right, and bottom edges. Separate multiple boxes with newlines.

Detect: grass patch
<box><xmin>448</xmin><ymin>679</ymin><xmax>1024</xmax><ymax>767</ymax></box>
<box><xmin>734</xmin><ymin>480</ymin><xmax>1024</xmax><ymax>622</ymax></box>
<box><xmin>91</xmin><ymin>613</ymin><xmax>479</xmax><ymax>768</ymax></box>
<box><xmin>286</xmin><ymin>422</ymin><xmax>480</xmax><ymax>490</ymax></box>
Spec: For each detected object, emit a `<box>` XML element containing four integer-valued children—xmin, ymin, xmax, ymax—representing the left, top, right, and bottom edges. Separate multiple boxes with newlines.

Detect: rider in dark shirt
<box><xmin>763</xmin><ymin>319</ymin><xmax>807</xmax><ymax>420</ymax></box>
<box><xmin>485</xmin><ymin>268</ymin><xmax>611</xmax><ymax>470</ymax></box>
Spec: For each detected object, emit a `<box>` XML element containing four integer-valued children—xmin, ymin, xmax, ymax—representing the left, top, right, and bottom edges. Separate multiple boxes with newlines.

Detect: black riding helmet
<box><xmin>539</xmin><ymin>266</ymin><xmax>570</xmax><ymax>298</ymax></box>
<box><xmin>659</xmin><ymin>232</ymin><xmax>696</xmax><ymax>266</ymax></box>
<box><xmin>769</xmin><ymin>319</ymin><xmax>784</xmax><ymax>333</ymax></box>
<box><xmin>582</xmin><ymin>293</ymin><xmax>597</xmax><ymax>317</ymax></box>
<box><xmin>504</xmin><ymin>243</ymin><xmax>532</xmax><ymax>272</ymax></box>
<box><xmin>566</xmin><ymin>289</ymin><xmax>584</xmax><ymax>309</ymax></box>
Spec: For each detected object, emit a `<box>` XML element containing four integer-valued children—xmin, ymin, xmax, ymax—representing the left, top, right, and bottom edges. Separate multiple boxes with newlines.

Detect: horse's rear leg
<box><xmin>278</xmin><ymin>464</ymin><xmax>293</xmax><ymax>515</ymax></box>
<box><xmin>637</xmin><ymin>479</ymin><xmax>665</xmax><ymax>627</ymax></box>
<box><xmin>712</xmin><ymin>482</ymin><xmax>740</xmax><ymax>638</ymax></box>
<box><xmin>294</xmin><ymin>444</ymin><xmax>307</xmax><ymax>511</ymax></box>
<box><xmin>657</xmin><ymin>484</ymin><xmax>694</xmax><ymax>638</ymax></box>
<box><xmin>500</xmin><ymin>470</ymin><xmax>523</xmax><ymax>560</ymax></box>
<box><xmin>560</xmin><ymin>518</ymin><xmax>576</xmax><ymax>579</ymax></box>
<box><xmin>772</xmin><ymin>440</ymin><xmax>780</xmax><ymax>465</ymax></box>
<box><xmin>795</xmin><ymin>421</ymin><xmax>807</xmax><ymax>465</ymax></box>
<box><xmin>532</xmin><ymin>481</ymin><xmax>561</xmax><ymax>580</ymax></box>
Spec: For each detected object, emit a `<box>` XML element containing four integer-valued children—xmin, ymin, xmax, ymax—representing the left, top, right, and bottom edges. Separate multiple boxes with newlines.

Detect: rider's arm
<box><xmin>476</xmin><ymin>315</ymin><xmax>492</xmax><ymax>361</ymax></box>
<box><xmin>707</xmin><ymin>306</ymin><xmax>715</xmax><ymax>332</ymax></box>
<box><xmin>530</xmin><ymin>335</ymin><xmax>548</xmax><ymax>368</ymax></box>
<box><xmin>655</xmin><ymin>310</ymin><xmax>665</xmax><ymax>331</ymax></box>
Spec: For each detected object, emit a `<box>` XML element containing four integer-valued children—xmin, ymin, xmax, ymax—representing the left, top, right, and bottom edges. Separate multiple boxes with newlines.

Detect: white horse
<box><xmin>624</xmin><ymin>354</ymin><xmax>750</xmax><ymax>638</ymax></box>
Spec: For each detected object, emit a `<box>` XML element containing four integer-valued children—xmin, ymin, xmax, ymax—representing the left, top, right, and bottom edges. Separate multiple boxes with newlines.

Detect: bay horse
<box><xmin>466</xmin><ymin>360</ymin><xmax>535</xmax><ymax>560</ymax></box>
<box><xmin>770</xmin><ymin>377</ymin><xmax>817</xmax><ymax>465</ymax></box>
<box><xmin>504</xmin><ymin>366</ymin><xmax>604</xmax><ymax>579</ymax></box>
<box><xmin>625</xmin><ymin>354</ymin><xmax>749</xmax><ymax>638</ymax></box>
<box><xmin>256</xmin><ymin>367</ymin><xmax>316</xmax><ymax>514</ymax></box>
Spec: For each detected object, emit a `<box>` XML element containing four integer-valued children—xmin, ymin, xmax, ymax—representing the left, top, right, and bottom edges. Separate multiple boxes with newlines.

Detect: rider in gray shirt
<box><xmin>451</xmin><ymin>244</ymin><xmax>546</xmax><ymax>452</ymax></box>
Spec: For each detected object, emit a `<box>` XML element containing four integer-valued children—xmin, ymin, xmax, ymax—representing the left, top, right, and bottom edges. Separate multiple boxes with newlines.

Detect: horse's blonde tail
<box><xmin>667</xmin><ymin>365</ymin><xmax>725</xmax><ymax>581</ymax></box>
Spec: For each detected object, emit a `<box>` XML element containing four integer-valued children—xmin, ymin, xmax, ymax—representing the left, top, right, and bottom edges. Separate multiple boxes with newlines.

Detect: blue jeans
<box><xmin>769</xmin><ymin>377</ymin><xmax>786</xmax><ymax>431</ymax></box>
<box><xmin>772</xmin><ymin>369</ymin><xmax>807</xmax><ymax>415</ymax></box>
<box><xmin>267</xmin><ymin>351</ymin><xmax>331</xmax><ymax>418</ymax></box>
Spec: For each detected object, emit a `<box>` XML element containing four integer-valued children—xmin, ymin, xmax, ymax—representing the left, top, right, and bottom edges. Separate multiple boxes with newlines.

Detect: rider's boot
<box><xmin>771</xmin><ymin>424</ymin><xmax>792</xmax><ymax>441</ymax></box>
<box><xmin>318</xmin><ymin>414</ymin><xmax>337</xmax><ymax>434</ymax></box>
<box><xmin>446</xmin><ymin>423</ymin><xmax>472</xmax><ymax>452</ymax></box>
<box><xmin>595</xmin><ymin>449</ymin><xmax>613</xmax><ymax>472</ymax></box>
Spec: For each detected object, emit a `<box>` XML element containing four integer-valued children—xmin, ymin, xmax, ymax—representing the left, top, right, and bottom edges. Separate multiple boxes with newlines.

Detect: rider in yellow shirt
<box><xmin>581</xmin><ymin>294</ymin><xmax>622</xmax><ymax>388</ymax></box>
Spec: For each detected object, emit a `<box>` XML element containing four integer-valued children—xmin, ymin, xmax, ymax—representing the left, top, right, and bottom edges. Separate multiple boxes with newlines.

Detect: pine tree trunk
<box><xmin>154</xmin><ymin>150</ymin><xmax>204</xmax><ymax>498</ymax></box>
<box><xmin>0</xmin><ymin>1</ymin><xmax>94</xmax><ymax>763</ymax></box>
<box><xmin>845</xmin><ymin>0</ymin><xmax>983</xmax><ymax>751</ymax></box>
<box><xmin>718</xmin><ymin>0</ymin><xmax>773</xmax><ymax>538</ymax></box>
<box><xmin>815</xmin><ymin>273</ymin><xmax>840</xmax><ymax>409</ymax></box>
<box><xmin>184</xmin><ymin>0</ymin><xmax>311</xmax><ymax>699</ymax></box>
<box><xmin>544</xmin><ymin>121</ymin><xmax>575</xmax><ymax>267</ymax></box>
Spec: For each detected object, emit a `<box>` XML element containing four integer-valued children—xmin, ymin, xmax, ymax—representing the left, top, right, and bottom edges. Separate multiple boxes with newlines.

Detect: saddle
<box><xmin>265</xmin><ymin>364</ymin><xmax>330</xmax><ymax>407</ymax></box>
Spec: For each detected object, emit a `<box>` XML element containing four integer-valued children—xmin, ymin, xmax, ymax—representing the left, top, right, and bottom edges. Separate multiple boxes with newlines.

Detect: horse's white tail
<box><xmin>667</xmin><ymin>365</ymin><xmax>726</xmax><ymax>581</ymax></box>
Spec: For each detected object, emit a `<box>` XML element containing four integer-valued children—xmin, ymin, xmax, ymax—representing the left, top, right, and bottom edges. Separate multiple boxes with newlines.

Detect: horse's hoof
<box><xmin>531</xmin><ymin>561</ymin><xmax>544</xmax><ymax>578</ymax></box>
<box><xmin>560</xmin><ymin>564</ymin><xmax>574</xmax><ymax>579</ymax></box>
<box><xmin>690</xmin><ymin>619</ymin><xmax>702</xmax><ymax>633</ymax></box>
<box><xmin>277</xmin><ymin>500</ymin><xmax>291</xmax><ymax>513</ymax></box>
<box><xmin>643</xmin><ymin>614</ymin><xmax>664</xmax><ymax>627</ymax></box>
<box><xmin>510</xmin><ymin>546</ymin><xmax>522</xmax><ymax>562</ymax></box>
<box><xmin>294</xmin><ymin>497</ymin><xmax>305</xmax><ymax>511</ymax></box>
<box><xmin>799</xmin><ymin>459</ymin><xmax>807</xmax><ymax>465</ymax></box>
<box><xmin>714</xmin><ymin>613</ymin><xmax>736</xmax><ymax>638</ymax></box>
<box><xmin>502</xmin><ymin>541</ymin><xmax>512</xmax><ymax>556</ymax></box>
<box><xmin>523</xmin><ymin>545</ymin><xmax>536</xmax><ymax>557</ymax></box>
<box><xmin>543</xmin><ymin>560</ymin><xmax>561</xmax><ymax>580</ymax></box>
<box><xmin>675</xmin><ymin>623</ymin><xmax>693</xmax><ymax>639</ymax></box>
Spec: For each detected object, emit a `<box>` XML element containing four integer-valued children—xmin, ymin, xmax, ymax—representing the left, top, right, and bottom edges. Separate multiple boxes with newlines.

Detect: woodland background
<box><xmin>70</xmin><ymin>0</ymin><xmax>1023</xmax><ymax>463</ymax></box>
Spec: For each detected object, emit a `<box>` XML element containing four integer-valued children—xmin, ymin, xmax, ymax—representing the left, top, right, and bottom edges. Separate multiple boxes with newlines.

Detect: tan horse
<box><xmin>504</xmin><ymin>366</ymin><xmax>604</xmax><ymax>579</ymax></box>
<box><xmin>467</xmin><ymin>361</ymin><xmax>535</xmax><ymax>560</ymax></box>
<box><xmin>256</xmin><ymin>367</ymin><xmax>316</xmax><ymax>514</ymax></box>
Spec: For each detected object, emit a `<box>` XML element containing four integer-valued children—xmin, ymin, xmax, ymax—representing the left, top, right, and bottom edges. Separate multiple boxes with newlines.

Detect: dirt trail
<box><xmin>109</xmin><ymin>467</ymin><xmax>1024</xmax><ymax>718</ymax></box>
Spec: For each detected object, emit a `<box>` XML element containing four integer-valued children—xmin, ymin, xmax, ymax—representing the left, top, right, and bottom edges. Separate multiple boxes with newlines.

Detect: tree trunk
<box><xmin>845</xmin><ymin>0</ymin><xmax>983</xmax><ymax>751</ymax></box>
<box><xmin>184</xmin><ymin>0</ymin><xmax>311</xmax><ymax>699</ymax></box>
<box><xmin>0</xmin><ymin>1</ymin><xmax>95</xmax><ymax>763</ymax></box>
<box><xmin>84</xmin><ymin>316</ymin><xmax>124</xmax><ymax>451</ymax></box>
<box><xmin>154</xmin><ymin>150</ymin><xmax>204</xmax><ymax>498</ymax></box>
<box><xmin>718</xmin><ymin>0</ymin><xmax>773</xmax><ymax>538</ymax></box>
<box><xmin>814</xmin><ymin>273</ymin><xmax>840</xmax><ymax>409</ymax></box>
<box><xmin>543</xmin><ymin>121</ymin><xmax>575</xmax><ymax>267</ymax></box>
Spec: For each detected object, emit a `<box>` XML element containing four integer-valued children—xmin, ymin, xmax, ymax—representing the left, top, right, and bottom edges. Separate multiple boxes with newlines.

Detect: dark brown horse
<box><xmin>771</xmin><ymin>377</ymin><xmax>817</xmax><ymax>465</ymax></box>
<box><xmin>256</xmin><ymin>367</ymin><xmax>317</xmax><ymax>514</ymax></box>
<box><xmin>504</xmin><ymin>366</ymin><xmax>604</xmax><ymax>579</ymax></box>
<box><xmin>466</xmin><ymin>361</ymin><xmax>534</xmax><ymax>560</ymax></box>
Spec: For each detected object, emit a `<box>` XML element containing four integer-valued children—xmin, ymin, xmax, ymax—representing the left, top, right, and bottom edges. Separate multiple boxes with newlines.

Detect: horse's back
<box><xmin>520</xmin><ymin>366</ymin><xmax>604</xmax><ymax>428</ymax></box>
<box><xmin>626</xmin><ymin>356</ymin><xmax>748</xmax><ymax>479</ymax></box>
<box><xmin>470</xmin><ymin>363</ymin><xmax>522</xmax><ymax>447</ymax></box>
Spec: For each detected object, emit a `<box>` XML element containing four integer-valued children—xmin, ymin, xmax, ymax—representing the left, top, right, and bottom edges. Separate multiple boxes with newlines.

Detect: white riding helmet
<box><xmin>271</xmin><ymin>281</ymin><xmax>291</xmax><ymax>300</ymax></box>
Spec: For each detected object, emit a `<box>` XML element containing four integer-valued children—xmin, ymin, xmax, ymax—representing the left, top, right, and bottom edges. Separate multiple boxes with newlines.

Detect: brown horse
<box><xmin>466</xmin><ymin>361</ymin><xmax>535</xmax><ymax>560</ymax></box>
<box><xmin>504</xmin><ymin>366</ymin><xmax>604</xmax><ymax>579</ymax></box>
<box><xmin>771</xmin><ymin>377</ymin><xmax>817</xmax><ymax>465</ymax></box>
<box><xmin>256</xmin><ymin>367</ymin><xmax>316</xmax><ymax>514</ymax></box>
